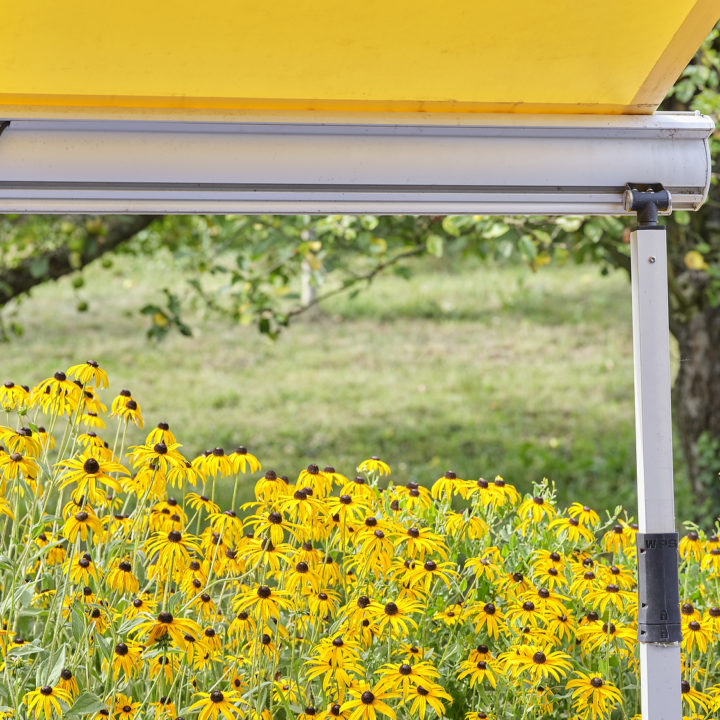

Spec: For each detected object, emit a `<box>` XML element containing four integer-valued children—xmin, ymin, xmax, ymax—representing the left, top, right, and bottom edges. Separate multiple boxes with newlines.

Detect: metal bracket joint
<box><xmin>623</xmin><ymin>183</ymin><xmax>672</xmax><ymax>228</ymax></box>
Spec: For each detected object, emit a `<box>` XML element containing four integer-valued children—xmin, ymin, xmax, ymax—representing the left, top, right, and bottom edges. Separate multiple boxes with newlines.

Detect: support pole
<box><xmin>630</xmin><ymin>225</ymin><xmax>682</xmax><ymax>720</ymax></box>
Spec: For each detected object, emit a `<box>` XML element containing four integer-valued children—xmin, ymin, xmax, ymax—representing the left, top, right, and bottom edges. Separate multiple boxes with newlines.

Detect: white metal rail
<box><xmin>0</xmin><ymin>112</ymin><xmax>713</xmax><ymax>214</ymax></box>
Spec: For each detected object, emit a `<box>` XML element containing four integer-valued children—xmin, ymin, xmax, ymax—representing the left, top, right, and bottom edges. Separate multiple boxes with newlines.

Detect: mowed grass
<box><xmin>0</xmin><ymin>250</ymin><xmax>693</xmax><ymax>519</ymax></box>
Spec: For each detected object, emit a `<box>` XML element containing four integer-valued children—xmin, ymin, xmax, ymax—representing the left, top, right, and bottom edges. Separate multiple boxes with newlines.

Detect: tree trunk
<box><xmin>672</xmin><ymin>303</ymin><xmax>720</xmax><ymax>517</ymax></box>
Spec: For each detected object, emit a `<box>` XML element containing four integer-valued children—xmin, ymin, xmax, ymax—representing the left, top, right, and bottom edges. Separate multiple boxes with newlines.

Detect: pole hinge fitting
<box><xmin>636</xmin><ymin>532</ymin><xmax>682</xmax><ymax>643</ymax></box>
<box><xmin>623</xmin><ymin>183</ymin><xmax>672</xmax><ymax>229</ymax></box>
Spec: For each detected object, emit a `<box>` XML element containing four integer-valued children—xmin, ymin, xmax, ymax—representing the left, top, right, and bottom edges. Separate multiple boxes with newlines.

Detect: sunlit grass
<box><xmin>0</xmin><ymin>251</ymin><xmax>692</xmax><ymax>517</ymax></box>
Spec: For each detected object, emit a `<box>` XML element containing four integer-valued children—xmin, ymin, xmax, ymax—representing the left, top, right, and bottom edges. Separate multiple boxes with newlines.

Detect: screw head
<box><xmin>648</xmin><ymin>256</ymin><xmax>656</xmax><ymax>264</ymax></box>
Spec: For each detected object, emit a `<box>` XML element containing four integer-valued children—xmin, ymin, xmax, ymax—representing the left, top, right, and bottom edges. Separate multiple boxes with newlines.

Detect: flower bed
<box><xmin>0</xmin><ymin>363</ymin><xmax>715</xmax><ymax>719</ymax></box>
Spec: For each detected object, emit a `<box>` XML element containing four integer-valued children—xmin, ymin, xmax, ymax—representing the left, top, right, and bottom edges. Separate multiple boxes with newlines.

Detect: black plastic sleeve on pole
<box><xmin>636</xmin><ymin>532</ymin><xmax>682</xmax><ymax>643</ymax></box>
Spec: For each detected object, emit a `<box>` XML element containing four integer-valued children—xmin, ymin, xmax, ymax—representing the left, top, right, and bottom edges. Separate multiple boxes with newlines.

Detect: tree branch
<box><xmin>0</xmin><ymin>215</ymin><xmax>160</xmax><ymax>303</ymax></box>
<box><xmin>285</xmin><ymin>245</ymin><xmax>426</xmax><ymax>320</ymax></box>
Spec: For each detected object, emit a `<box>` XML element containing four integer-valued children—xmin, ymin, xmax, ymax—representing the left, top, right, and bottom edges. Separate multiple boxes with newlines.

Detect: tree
<box><xmin>2</xmin><ymin>26</ymin><xmax>720</xmax><ymax>515</ymax></box>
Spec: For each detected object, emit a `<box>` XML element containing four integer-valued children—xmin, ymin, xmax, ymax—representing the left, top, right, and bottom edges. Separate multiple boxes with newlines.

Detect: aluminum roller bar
<box><xmin>0</xmin><ymin>112</ymin><xmax>713</xmax><ymax>215</ymax></box>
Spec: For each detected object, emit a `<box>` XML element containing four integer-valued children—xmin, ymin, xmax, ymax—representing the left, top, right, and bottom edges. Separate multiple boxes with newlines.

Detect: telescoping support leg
<box><xmin>629</xmin><ymin>214</ymin><xmax>682</xmax><ymax>719</ymax></box>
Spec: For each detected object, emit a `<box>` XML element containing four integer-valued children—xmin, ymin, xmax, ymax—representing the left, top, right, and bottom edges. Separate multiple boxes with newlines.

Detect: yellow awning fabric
<box><xmin>1</xmin><ymin>0</ymin><xmax>718</xmax><ymax>119</ymax></box>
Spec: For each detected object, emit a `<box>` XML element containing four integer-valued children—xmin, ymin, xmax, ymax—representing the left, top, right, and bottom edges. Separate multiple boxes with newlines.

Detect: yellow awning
<box><xmin>1</xmin><ymin>0</ymin><xmax>718</xmax><ymax>119</ymax></box>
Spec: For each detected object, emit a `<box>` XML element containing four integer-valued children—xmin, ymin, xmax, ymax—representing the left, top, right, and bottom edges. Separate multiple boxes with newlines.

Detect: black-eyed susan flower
<box><xmin>376</xmin><ymin>660</ymin><xmax>440</xmax><ymax>696</ymax></box>
<box><xmin>575</xmin><ymin>620</ymin><xmax>635</xmax><ymax>656</ymax></box>
<box><xmin>0</xmin><ymin>426</ymin><xmax>42</xmax><ymax>457</ymax></box>
<box><xmin>682</xmin><ymin>617</ymin><xmax>713</xmax><ymax>653</ymax></box>
<box><xmin>230</xmin><ymin>445</ymin><xmax>261</xmax><ymax>474</ymax></box>
<box><xmin>286</xmin><ymin>560</ymin><xmax>322</xmax><ymax>593</ymax></box>
<box><xmin>359</xmin><ymin>529</ymin><xmax>395</xmax><ymax>573</ymax></box>
<box><xmin>340</xmin><ymin>474</ymin><xmax>377</xmax><ymax>501</ymax></box>
<box><xmin>602</xmin><ymin>522</ymin><xmax>634</xmax><ymax>554</ymax></box>
<box><xmin>465</xmin><ymin>550</ymin><xmax>502</xmax><ymax>583</ymax></box>
<box><xmin>0</xmin><ymin>451</ymin><xmax>38</xmax><ymax>481</ymax></box>
<box><xmin>66</xmin><ymin>360</ymin><xmax>109</xmax><ymax>389</ymax></box>
<box><xmin>202</xmin><ymin>447</ymin><xmax>239</xmax><ymax>479</ymax></box>
<box><xmin>24</xmin><ymin>685</ymin><xmax>73</xmax><ymax>719</ymax></box>
<box><xmin>112</xmin><ymin>694</ymin><xmax>141</xmax><ymax>719</ymax></box>
<box><xmin>395</xmin><ymin>482</ymin><xmax>433</xmax><ymax>511</ymax></box>
<box><xmin>186</xmin><ymin>493</ymin><xmax>219</xmax><ymax>517</ymax></box>
<box><xmin>681</xmin><ymin>680</ymin><xmax>710</xmax><ymax>714</ymax></box>
<box><xmin>130</xmin><ymin>441</ymin><xmax>185</xmax><ymax>473</ymax></box>
<box><xmin>105</xmin><ymin>559</ymin><xmax>139</xmax><ymax>594</ymax></box>
<box><xmin>57</xmin><ymin>452</ymin><xmax>128</xmax><ymax>503</ymax></box>
<box><xmin>547</xmin><ymin>515</ymin><xmax>595</xmax><ymax>543</ymax></box>
<box><xmin>147</xmin><ymin>654</ymin><xmax>180</xmax><ymax>684</ymax></box>
<box><xmin>248</xmin><ymin>509</ymin><xmax>299</xmax><ymax>545</ymax></box>
<box><xmin>567</xmin><ymin>502</ymin><xmax>600</xmax><ymax>528</ymax></box>
<box><xmin>110</xmin><ymin>390</ymin><xmax>144</xmax><ymax>428</ymax></box>
<box><xmin>297</xmin><ymin>464</ymin><xmax>333</xmax><ymax>498</ymax></box>
<box><xmin>406</xmin><ymin>558</ymin><xmax>457</xmax><ymax>592</ymax></box>
<box><xmin>407</xmin><ymin>682</ymin><xmax>452</xmax><ymax>719</ymax></box>
<box><xmin>138</xmin><ymin>611</ymin><xmax>202</xmax><ymax>649</ymax></box>
<box><xmin>434</xmin><ymin>602</ymin><xmax>465</xmax><ymax>626</ymax></box>
<box><xmin>508</xmin><ymin>599</ymin><xmax>546</xmax><ymax>628</ymax></box>
<box><xmin>468</xmin><ymin>601</ymin><xmax>505</xmax><ymax>639</ymax></box>
<box><xmin>457</xmin><ymin>657</ymin><xmax>499</xmax><ymax>688</ymax></box>
<box><xmin>123</xmin><ymin>593</ymin><xmax>156</xmax><ymax>619</ymax></box>
<box><xmin>445</xmin><ymin>510</ymin><xmax>488</xmax><ymax>541</ymax></box>
<box><xmin>63</xmin><ymin>508</ymin><xmax>104</xmax><ymax>543</ymax></box>
<box><xmin>107</xmin><ymin>642</ymin><xmax>143</xmax><ymax>680</ymax></box>
<box><xmin>57</xmin><ymin>668</ymin><xmax>79</xmax><ymax>700</ymax></box>
<box><xmin>512</xmin><ymin>646</ymin><xmax>572</xmax><ymax>682</ymax></box>
<box><xmin>430</xmin><ymin>470</ymin><xmax>463</xmax><ymax>501</ymax></box>
<box><xmin>341</xmin><ymin>683</ymin><xmax>398</xmax><ymax>720</ymax></box>
<box><xmin>325</xmin><ymin>493</ymin><xmax>369</xmax><ymax>527</ymax></box>
<box><xmin>598</xmin><ymin>562</ymin><xmax>635</xmax><ymax>590</ymax></box>
<box><xmin>0</xmin><ymin>381</ymin><xmax>29</xmax><ymax>410</ymax></box>
<box><xmin>319</xmin><ymin>702</ymin><xmax>351</xmax><ymax>720</ymax></box>
<box><xmin>308</xmin><ymin>589</ymin><xmax>342</xmax><ymax>618</ymax></box>
<box><xmin>487</xmin><ymin>476</ymin><xmax>520</xmax><ymax>507</ymax></box>
<box><xmin>585</xmin><ymin>583</ymin><xmax>635</xmax><ymax>613</ymax></box>
<box><xmin>150</xmin><ymin>697</ymin><xmax>177</xmax><ymax>720</ymax></box>
<box><xmin>519</xmin><ymin>495</ymin><xmax>557</xmax><ymax>523</ymax></box>
<box><xmin>233</xmin><ymin>584</ymin><xmax>293</xmax><ymax>622</ymax></box>
<box><xmin>680</xmin><ymin>530</ymin><xmax>703</xmax><ymax>561</ymax></box>
<box><xmin>254</xmin><ymin>469</ymin><xmax>289</xmax><ymax>501</ymax></box>
<box><xmin>566</xmin><ymin>673</ymin><xmax>623</xmax><ymax>719</ymax></box>
<box><xmin>145</xmin><ymin>529</ymin><xmax>201</xmax><ymax>568</ymax></box>
<box><xmin>66</xmin><ymin>552</ymin><xmax>102</xmax><ymax>584</ymax></box>
<box><xmin>546</xmin><ymin>610</ymin><xmax>576</xmax><ymax>642</ymax></box>
<box><xmin>30</xmin><ymin>371</ymin><xmax>81</xmax><ymax>416</ymax></box>
<box><xmin>374</xmin><ymin>598</ymin><xmax>421</xmax><ymax>636</ymax></box>
<box><xmin>357</xmin><ymin>457</ymin><xmax>391</xmax><ymax>477</ymax></box>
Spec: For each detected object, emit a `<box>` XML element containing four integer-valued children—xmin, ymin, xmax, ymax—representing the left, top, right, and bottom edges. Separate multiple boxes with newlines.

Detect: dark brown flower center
<box><xmin>590</xmin><ymin>677</ymin><xmax>603</xmax><ymax>688</ymax></box>
<box><xmin>361</xmin><ymin>691</ymin><xmax>375</xmax><ymax>704</ymax></box>
<box><xmin>210</xmin><ymin>691</ymin><xmax>224</xmax><ymax>703</ymax></box>
<box><xmin>257</xmin><ymin>586</ymin><xmax>272</xmax><ymax>599</ymax></box>
<box><xmin>384</xmin><ymin>602</ymin><xmax>399</xmax><ymax>616</ymax></box>
<box><xmin>532</xmin><ymin>651</ymin><xmax>546</xmax><ymax>664</ymax></box>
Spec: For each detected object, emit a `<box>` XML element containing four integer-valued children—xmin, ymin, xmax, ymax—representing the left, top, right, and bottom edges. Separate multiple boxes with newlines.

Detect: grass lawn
<box><xmin>0</xmin><ymin>250</ymin><xmax>694</xmax><ymax>520</ymax></box>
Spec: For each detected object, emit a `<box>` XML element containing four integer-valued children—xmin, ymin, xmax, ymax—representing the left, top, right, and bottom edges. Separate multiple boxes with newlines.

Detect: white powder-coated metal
<box><xmin>631</xmin><ymin>228</ymin><xmax>682</xmax><ymax>720</ymax></box>
<box><xmin>0</xmin><ymin>113</ymin><xmax>712</xmax><ymax>214</ymax></box>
